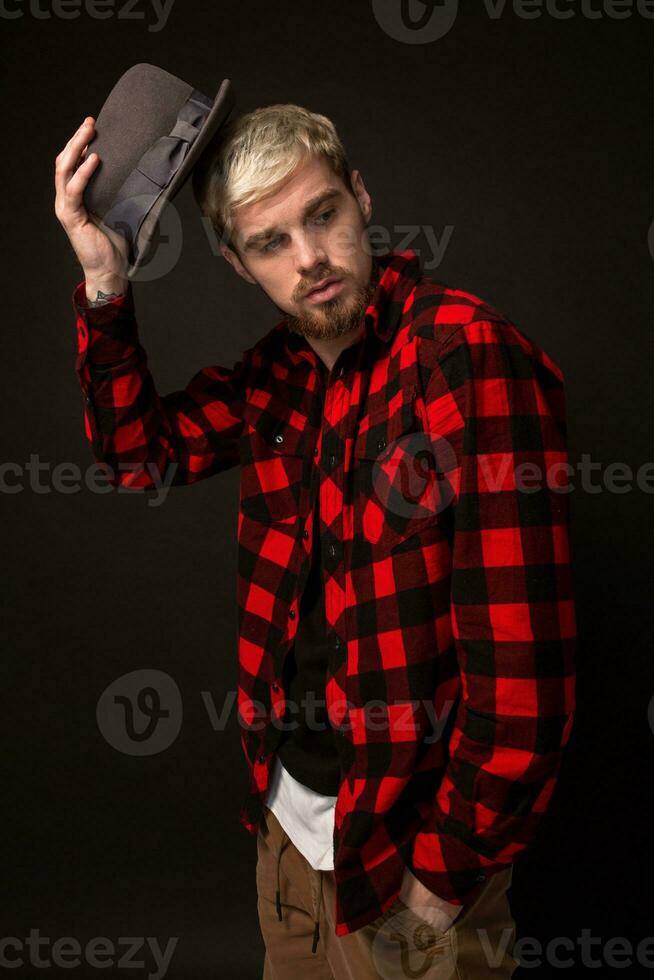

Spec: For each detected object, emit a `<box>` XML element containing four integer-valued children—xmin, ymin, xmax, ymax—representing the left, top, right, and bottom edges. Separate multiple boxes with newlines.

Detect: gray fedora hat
<box><xmin>83</xmin><ymin>63</ymin><xmax>235</xmax><ymax>278</ymax></box>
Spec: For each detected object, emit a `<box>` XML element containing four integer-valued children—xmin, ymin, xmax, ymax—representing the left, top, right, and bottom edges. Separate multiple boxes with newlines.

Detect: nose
<box><xmin>293</xmin><ymin>229</ymin><xmax>329</xmax><ymax>283</ymax></box>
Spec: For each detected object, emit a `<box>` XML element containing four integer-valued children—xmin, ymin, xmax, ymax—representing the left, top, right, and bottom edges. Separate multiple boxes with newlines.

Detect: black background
<box><xmin>3</xmin><ymin>1</ymin><xmax>654</xmax><ymax>977</ymax></box>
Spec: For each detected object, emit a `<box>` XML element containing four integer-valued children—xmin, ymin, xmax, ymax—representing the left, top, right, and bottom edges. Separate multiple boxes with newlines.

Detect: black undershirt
<box><xmin>276</xmin><ymin>358</ymin><xmax>341</xmax><ymax>795</ymax></box>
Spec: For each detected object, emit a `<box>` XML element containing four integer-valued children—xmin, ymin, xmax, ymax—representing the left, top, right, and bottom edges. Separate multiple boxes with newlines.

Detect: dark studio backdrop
<box><xmin>2</xmin><ymin>1</ymin><xmax>653</xmax><ymax>977</ymax></box>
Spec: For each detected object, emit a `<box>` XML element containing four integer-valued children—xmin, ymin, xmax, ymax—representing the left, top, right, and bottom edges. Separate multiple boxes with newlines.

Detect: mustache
<box><xmin>296</xmin><ymin>270</ymin><xmax>348</xmax><ymax>301</ymax></box>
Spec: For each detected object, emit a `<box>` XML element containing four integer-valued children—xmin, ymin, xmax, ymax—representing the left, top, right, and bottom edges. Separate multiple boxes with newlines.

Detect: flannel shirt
<box><xmin>71</xmin><ymin>249</ymin><xmax>577</xmax><ymax>937</ymax></box>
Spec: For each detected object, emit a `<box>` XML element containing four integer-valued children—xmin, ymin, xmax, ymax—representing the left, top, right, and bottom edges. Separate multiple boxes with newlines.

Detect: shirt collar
<box><xmin>281</xmin><ymin>249</ymin><xmax>423</xmax><ymax>364</ymax></box>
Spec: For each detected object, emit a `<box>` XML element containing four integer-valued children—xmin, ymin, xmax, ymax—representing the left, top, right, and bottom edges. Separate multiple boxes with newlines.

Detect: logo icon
<box><xmin>96</xmin><ymin>669</ymin><xmax>183</xmax><ymax>755</ymax></box>
<box><xmin>371</xmin><ymin>430</ymin><xmax>458</xmax><ymax>520</ymax></box>
<box><xmin>372</xmin><ymin>0</ymin><xmax>459</xmax><ymax>44</ymax></box>
<box><xmin>371</xmin><ymin>900</ymin><xmax>457</xmax><ymax>978</ymax></box>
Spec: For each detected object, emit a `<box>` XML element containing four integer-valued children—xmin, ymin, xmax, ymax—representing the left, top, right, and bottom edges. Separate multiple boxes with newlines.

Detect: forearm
<box><xmin>72</xmin><ymin>280</ymin><xmax>248</xmax><ymax>489</ymax></box>
<box><xmin>74</xmin><ymin>279</ymin><xmax>166</xmax><ymax>489</ymax></box>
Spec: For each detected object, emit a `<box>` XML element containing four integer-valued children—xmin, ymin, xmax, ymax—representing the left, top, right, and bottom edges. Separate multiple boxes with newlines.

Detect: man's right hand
<box><xmin>54</xmin><ymin>116</ymin><xmax>130</xmax><ymax>303</ymax></box>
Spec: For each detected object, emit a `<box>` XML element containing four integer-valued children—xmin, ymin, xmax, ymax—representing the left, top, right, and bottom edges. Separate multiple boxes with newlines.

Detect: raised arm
<box><xmin>56</xmin><ymin>116</ymin><xmax>250</xmax><ymax>491</ymax></box>
<box><xmin>72</xmin><ymin>281</ymin><xmax>250</xmax><ymax>489</ymax></box>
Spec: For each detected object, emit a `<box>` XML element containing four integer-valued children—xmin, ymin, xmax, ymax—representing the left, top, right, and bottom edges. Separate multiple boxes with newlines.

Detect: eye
<box><xmin>314</xmin><ymin>208</ymin><xmax>336</xmax><ymax>225</ymax></box>
<box><xmin>262</xmin><ymin>235</ymin><xmax>284</xmax><ymax>254</ymax></box>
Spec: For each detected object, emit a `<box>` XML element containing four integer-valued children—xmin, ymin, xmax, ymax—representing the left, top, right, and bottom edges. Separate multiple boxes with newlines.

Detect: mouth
<box><xmin>305</xmin><ymin>277</ymin><xmax>345</xmax><ymax>304</ymax></box>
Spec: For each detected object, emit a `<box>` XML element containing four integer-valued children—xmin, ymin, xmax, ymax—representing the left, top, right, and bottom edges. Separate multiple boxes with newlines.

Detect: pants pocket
<box><xmin>451</xmin><ymin>868</ymin><xmax>517</xmax><ymax>980</ymax></box>
<box><xmin>368</xmin><ymin>898</ymin><xmax>458</xmax><ymax>979</ymax></box>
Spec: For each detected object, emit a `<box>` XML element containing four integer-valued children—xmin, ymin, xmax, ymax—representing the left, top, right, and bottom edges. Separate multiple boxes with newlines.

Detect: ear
<box><xmin>221</xmin><ymin>242</ymin><xmax>257</xmax><ymax>285</ymax></box>
<box><xmin>350</xmin><ymin>169</ymin><xmax>372</xmax><ymax>223</ymax></box>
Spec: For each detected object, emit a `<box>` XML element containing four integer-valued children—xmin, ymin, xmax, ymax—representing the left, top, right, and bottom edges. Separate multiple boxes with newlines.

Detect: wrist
<box><xmin>399</xmin><ymin>865</ymin><xmax>462</xmax><ymax>927</ymax></box>
<box><xmin>84</xmin><ymin>276</ymin><xmax>128</xmax><ymax>306</ymax></box>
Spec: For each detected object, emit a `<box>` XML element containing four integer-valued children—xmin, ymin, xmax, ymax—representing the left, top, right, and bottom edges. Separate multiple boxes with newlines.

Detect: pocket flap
<box><xmin>354</xmin><ymin>387</ymin><xmax>419</xmax><ymax>460</ymax></box>
<box><xmin>243</xmin><ymin>390</ymin><xmax>309</xmax><ymax>456</ymax></box>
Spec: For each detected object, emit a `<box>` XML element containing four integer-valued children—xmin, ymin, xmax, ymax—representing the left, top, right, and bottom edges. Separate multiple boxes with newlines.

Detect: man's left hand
<box><xmin>398</xmin><ymin>865</ymin><xmax>463</xmax><ymax>934</ymax></box>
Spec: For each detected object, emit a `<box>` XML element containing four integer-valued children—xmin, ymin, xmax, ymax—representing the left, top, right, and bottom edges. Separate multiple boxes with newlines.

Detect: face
<box><xmin>221</xmin><ymin>154</ymin><xmax>377</xmax><ymax>341</ymax></box>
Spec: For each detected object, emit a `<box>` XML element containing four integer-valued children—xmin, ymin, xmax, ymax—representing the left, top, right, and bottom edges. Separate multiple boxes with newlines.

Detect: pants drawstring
<box><xmin>311</xmin><ymin>873</ymin><xmax>323</xmax><ymax>954</ymax></box>
<box><xmin>272</xmin><ymin>821</ymin><xmax>322</xmax><ymax>954</ymax></box>
<box><xmin>275</xmin><ymin>833</ymin><xmax>283</xmax><ymax>922</ymax></box>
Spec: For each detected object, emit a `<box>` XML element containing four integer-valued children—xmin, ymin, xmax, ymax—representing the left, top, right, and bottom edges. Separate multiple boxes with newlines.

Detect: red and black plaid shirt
<box><xmin>71</xmin><ymin>249</ymin><xmax>576</xmax><ymax>936</ymax></box>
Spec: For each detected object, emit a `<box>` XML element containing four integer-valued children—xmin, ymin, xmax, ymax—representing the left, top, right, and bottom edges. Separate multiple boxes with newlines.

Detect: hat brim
<box><xmin>128</xmin><ymin>77</ymin><xmax>235</xmax><ymax>278</ymax></box>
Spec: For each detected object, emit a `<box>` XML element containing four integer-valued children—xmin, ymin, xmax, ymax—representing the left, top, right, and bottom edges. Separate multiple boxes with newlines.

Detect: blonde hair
<box><xmin>191</xmin><ymin>103</ymin><xmax>354</xmax><ymax>251</ymax></box>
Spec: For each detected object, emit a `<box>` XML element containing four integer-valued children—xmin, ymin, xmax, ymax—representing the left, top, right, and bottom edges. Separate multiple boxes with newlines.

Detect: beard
<box><xmin>284</xmin><ymin>260</ymin><xmax>381</xmax><ymax>342</ymax></box>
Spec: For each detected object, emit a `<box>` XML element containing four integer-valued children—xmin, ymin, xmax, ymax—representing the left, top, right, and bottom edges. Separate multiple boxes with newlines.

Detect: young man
<box><xmin>55</xmin><ymin>104</ymin><xmax>576</xmax><ymax>979</ymax></box>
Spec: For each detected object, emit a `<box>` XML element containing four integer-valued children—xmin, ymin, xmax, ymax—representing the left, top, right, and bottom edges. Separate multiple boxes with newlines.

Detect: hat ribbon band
<box><xmin>103</xmin><ymin>87</ymin><xmax>214</xmax><ymax>264</ymax></box>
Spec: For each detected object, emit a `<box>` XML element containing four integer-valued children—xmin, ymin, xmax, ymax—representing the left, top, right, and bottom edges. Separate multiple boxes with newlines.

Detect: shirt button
<box><xmin>329</xmin><ymin>453</ymin><xmax>336</xmax><ymax>467</ymax></box>
<box><xmin>302</xmin><ymin>529</ymin><xmax>309</xmax><ymax>539</ymax></box>
<box><xmin>376</xmin><ymin>438</ymin><xmax>386</xmax><ymax>452</ymax></box>
<box><xmin>333</xmin><ymin>636</ymin><xmax>342</xmax><ymax>650</ymax></box>
<box><xmin>313</xmin><ymin>447</ymin><xmax>319</xmax><ymax>456</ymax></box>
<box><xmin>338</xmin><ymin>366</ymin><xmax>345</xmax><ymax>378</ymax></box>
<box><xmin>85</xmin><ymin>395</ymin><xmax>92</xmax><ymax>405</ymax></box>
<box><xmin>258</xmin><ymin>754</ymin><xmax>266</xmax><ymax>763</ymax></box>
<box><xmin>288</xmin><ymin>609</ymin><xmax>296</xmax><ymax>620</ymax></box>
<box><xmin>328</xmin><ymin>543</ymin><xmax>337</xmax><ymax>559</ymax></box>
<box><xmin>274</xmin><ymin>433</ymin><xmax>284</xmax><ymax>444</ymax></box>
<box><xmin>475</xmin><ymin>874</ymin><xmax>486</xmax><ymax>883</ymax></box>
<box><xmin>272</xmin><ymin>681</ymin><xmax>280</xmax><ymax>692</ymax></box>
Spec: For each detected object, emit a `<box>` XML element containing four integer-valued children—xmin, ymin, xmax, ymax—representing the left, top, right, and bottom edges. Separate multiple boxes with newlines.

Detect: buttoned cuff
<box><xmin>408</xmin><ymin>816</ymin><xmax>496</xmax><ymax>906</ymax></box>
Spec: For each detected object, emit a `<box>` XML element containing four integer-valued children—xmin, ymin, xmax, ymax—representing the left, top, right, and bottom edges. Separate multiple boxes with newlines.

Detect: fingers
<box><xmin>54</xmin><ymin>116</ymin><xmax>95</xmax><ymax>199</ymax></box>
<box><xmin>64</xmin><ymin>152</ymin><xmax>100</xmax><ymax>209</ymax></box>
<box><xmin>54</xmin><ymin>116</ymin><xmax>97</xmax><ymax>222</ymax></box>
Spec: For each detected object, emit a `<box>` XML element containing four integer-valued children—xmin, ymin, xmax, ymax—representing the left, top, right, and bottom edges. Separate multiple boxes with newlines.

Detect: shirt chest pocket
<box><xmin>239</xmin><ymin>394</ymin><xmax>311</xmax><ymax>527</ymax></box>
<box><xmin>352</xmin><ymin>395</ymin><xmax>446</xmax><ymax>553</ymax></box>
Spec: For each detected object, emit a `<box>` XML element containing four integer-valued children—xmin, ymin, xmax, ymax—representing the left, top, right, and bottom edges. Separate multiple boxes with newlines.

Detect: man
<box><xmin>55</xmin><ymin>103</ymin><xmax>576</xmax><ymax>979</ymax></box>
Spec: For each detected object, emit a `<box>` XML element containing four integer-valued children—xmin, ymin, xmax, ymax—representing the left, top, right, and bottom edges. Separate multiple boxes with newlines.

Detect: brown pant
<box><xmin>256</xmin><ymin>804</ymin><xmax>518</xmax><ymax>979</ymax></box>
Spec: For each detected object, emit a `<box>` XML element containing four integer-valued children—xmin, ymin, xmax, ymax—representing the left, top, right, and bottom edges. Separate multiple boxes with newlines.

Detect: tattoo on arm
<box><xmin>88</xmin><ymin>289</ymin><xmax>123</xmax><ymax>308</ymax></box>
